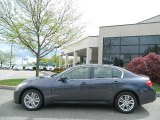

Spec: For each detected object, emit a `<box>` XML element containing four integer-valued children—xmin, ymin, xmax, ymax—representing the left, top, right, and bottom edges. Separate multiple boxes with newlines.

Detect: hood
<box><xmin>24</xmin><ymin>75</ymin><xmax>53</xmax><ymax>82</ymax></box>
<box><xmin>23</xmin><ymin>76</ymin><xmax>56</xmax><ymax>87</ymax></box>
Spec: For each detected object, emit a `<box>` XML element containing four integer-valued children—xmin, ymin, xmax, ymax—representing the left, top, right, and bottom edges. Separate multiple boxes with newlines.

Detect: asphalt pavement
<box><xmin>0</xmin><ymin>70</ymin><xmax>49</xmax><ymax>80</ymax></box>
<box><xmin>0</xmin><ymin>89</ymin><xmax>160</xmax><ymax>120</ymax></box>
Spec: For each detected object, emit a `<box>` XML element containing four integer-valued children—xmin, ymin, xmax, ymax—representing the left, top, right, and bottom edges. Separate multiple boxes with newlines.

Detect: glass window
<box><xmin>121</xmin><ymin>36</ymin><xmax>139</xmax><ymax>45</ymax></box>
<box><xmin>140</xmin><ymin>45</ymin><xmax>160</xmax><ymax>53</ymax></box>
<box><xmin>103</xmin><ymin>38</ymin><xmax>110</xmax><ymax>46</ymax></box>
<box><xmin>110</xmin><ymin>46</ymin><xmax>120</xmax><ymax>53</ymax></box>
<box><xmin>94</xmin><ymin>67</ymin><xmax>112</xmax><ymax>78</ymax></box>
<box><xmin>65</xmin><ymin>67</ymin><xmax>89</xmax><ymax>79</ymax></box>
<box><xmin>121</xmin><ymin>46</ymin><xmax>139</xmax><ymax>53</ymax></box>
<box><xmin>140</xmin><ymin>36</ymin><xmax>160</xmax><ymax>45</ymax></box>
<box><xmin>112</xmin><ymin>69</ymin><xmax>122</xmax><ymax>78</ymax></box>
<box><xmin>110</xmin><ymin>37</ymin><xmax>121</xmax><ymax>45</ymax></box>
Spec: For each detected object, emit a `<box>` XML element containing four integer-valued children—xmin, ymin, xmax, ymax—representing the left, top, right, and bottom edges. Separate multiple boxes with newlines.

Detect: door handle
<box><xmin>81</xmin><ymin>82</ymin><xmax>86</xmax><ymax>85</ymax></box>
<box><xmin>113</xmin><ymin>81</ymin><xmax>119</xmax><ymax>84</ymax></box>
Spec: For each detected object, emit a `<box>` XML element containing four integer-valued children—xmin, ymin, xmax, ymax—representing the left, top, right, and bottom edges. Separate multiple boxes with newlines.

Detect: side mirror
<box><xmin>58</xmin><ymin>77</ymin><xmax>67</xmax><ymax>83</ymax></box>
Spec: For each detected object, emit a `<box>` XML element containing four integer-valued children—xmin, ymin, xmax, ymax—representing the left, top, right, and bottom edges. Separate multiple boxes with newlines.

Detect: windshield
<box><xmin>53</xmin><ymin>67</ymin><xmax>72</xmax><ymax>78</ymax></box>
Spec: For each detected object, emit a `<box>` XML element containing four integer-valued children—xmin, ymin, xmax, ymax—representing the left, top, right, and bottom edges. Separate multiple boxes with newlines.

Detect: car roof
<box><xmin>74</xmin><ymin>64</ymin><xmax>119</xmax><ymax>69</ymax></box>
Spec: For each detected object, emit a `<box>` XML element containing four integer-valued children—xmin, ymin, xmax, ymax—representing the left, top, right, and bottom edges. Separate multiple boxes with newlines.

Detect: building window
<box><xmin>103</xmin><ymin>35</ymin><xmax>160</xmax><ymax>66</ymax></box>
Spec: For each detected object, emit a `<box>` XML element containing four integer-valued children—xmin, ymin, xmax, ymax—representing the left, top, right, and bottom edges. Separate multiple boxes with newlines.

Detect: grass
<box><xmin>0</xmin><ymin>79</ymin><xmax>25</xmax><ymax>86</ymax></box>
<box><xmin>153</xmin><ymin>83</ymin><xmax>160</xmax><ymax>94</ymax></box>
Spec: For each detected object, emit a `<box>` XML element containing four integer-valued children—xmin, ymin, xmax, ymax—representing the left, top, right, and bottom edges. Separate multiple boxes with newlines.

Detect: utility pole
<box><xmin>54</xmin><ymin>48</ymin><xmax>57</xmax><ymax>67</ymax></box>
<box><xmin>9</xmin><ymin>42</ymin><xmax>13</xmax><ymax>69</ymax></box>
<box><xmin>54</xmin><ymin>46</ymin><xmax>60</xmax><ymax>67</ymax></box>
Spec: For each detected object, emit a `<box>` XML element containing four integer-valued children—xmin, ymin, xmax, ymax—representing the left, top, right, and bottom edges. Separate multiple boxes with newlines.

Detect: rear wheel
<box><xmin>21</xmin><ymin>89</ymin><xmax>43</xmax><ymax>111</ymax></box>
<box><xmin>115</xmin><ymin>92</ymin><xmax>137</xmax><ymax>113</ymax></box>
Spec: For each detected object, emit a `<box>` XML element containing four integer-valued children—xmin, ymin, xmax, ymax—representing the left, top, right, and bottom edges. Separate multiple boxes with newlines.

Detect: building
<box><xmin>60</xmin><ymin>15</ymin><xmax>160</xmax><ymax>68</ymax></box>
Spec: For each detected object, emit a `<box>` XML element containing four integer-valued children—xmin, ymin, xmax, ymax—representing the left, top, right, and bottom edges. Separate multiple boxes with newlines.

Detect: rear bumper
<box><xmin>139</xmin><ymin>88</ymin><xmax>156</xmax><ymax>105</ymax></box>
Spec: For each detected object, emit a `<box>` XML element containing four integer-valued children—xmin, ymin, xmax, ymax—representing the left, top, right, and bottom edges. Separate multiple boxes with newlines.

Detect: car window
<box><xmin>94</xmin><ymin>67</ymin><xmax>122</xmax><ymax>78</ymax></box>
<box><xmin>64</xmin><ymin>67</ymin><xmax>90</xmax><ymax>79</ymax></box>
<box><xmin>94</xmin><ymin>67</ymin><xmax>112</xmax><ymax>78</ymax></box>
<box><xmin>112</xmin><ymin>68</ymin><xmax>122</xmax><ymax>78</ymax></box>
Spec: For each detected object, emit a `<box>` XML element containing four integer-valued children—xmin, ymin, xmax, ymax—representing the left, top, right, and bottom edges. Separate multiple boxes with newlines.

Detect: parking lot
<box><xmin>0</xmin><ymin>89</ymin><xmax>159</xmax><ymax>120</ymax></box>
<box><xmin>0</xmin><ymin>70</ymin><xmax>50</xmax><ymax>80</ymax></box>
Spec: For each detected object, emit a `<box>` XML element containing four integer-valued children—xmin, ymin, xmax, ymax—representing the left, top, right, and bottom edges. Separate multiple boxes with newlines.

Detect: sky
<box><xmin>1</xmin><ymin>0</ymin><xmax>160</xmax><ymax>64</ymax></box>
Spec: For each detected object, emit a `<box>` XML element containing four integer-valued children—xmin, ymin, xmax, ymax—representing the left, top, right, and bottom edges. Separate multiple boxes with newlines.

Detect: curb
<box><xmin>0</xmin><ymin>85</ymin><xmax>16</xmax><ymax>90</ymax></box>
<box><xmin>156</xmin><ymin>94</ymin><xmax>160</xmax><ymax>97</ymax></box>
<box><xmin>0</xmin><ymin>85</ymin><xmax>160</xmax><ymax>97</ymax></box>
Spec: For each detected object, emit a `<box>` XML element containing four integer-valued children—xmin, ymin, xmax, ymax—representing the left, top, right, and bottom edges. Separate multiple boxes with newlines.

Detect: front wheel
<box><xmin>21</xmin><ymin>89</ymin><xmax>43</xmax><ymax>111</ymax></box>
<box><xmin>115</xmin><ymin>92</ymin><xmax>137</xmax><ymax>113</ymax></box>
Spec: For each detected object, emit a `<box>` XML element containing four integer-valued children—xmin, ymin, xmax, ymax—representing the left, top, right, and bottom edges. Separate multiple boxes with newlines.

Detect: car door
<box><xmin>52</xmin><ymin>67</ymin><xmax>91</xmax><ymax>101</ymax></box>
<box><xmin>90</xmin><ymin>66</ymin><xmax>123</xmax><ymax>102</ymax></box>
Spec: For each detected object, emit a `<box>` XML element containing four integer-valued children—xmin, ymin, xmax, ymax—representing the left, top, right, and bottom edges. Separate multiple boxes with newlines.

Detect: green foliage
<box><xmin>40</xmin><ymin>55</ymin><xmax>64</xmax><ymax>66</ymax></box>
<box><xmin>40</xmin><ymin>55</ymin><xmax>73</xmax><ymax>67</ymax></box>
<box><xmin>113</xmin><ymin>58</ymin><xmax>124</xmax><ymax>67</ymax></box>
<box><xmin>0</xmin><ymin>79</ymin><xmax>25</xmax><ymax>86</ymax></box>
<box><xmin>0</xmin><ymin>50</ymin><xmax>11</xmax><ymax>67</ymax></box>
<box><xmin>51</xmin><ymin>68</ymin><xmax>65</xmax><ymax>73</ymax></box>
<box><xmin>0</xmin><ymin>0</ymin><xmax>83</xmax><ymax>76</ymax></box>
<box><xmin>143</xmin><ymin>45</ymin><xmax>160</xmax><ymax>55</ymax></box>
<box><xmin>153</xmin><ymin>83</ymin><xmax>160</xmax><ymax>93</ymax></box>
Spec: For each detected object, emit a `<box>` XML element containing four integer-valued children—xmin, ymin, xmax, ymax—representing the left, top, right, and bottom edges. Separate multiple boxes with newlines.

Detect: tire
<box><xmin>114</xmin><ymin>92</ymin><xmax>137</xmax><ymax>113</ymax></box>
<box><xmin>21</xmin><ymin>89</ymin><xmax>43</xmax><ymax>111</ymax></box>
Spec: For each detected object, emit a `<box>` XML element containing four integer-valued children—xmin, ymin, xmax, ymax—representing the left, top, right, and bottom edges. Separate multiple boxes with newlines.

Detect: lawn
<box><xmin>153</xmin><ymin>83</ymin><xmax>160</xmax><ymax>94</ymax></box>
<box><xmin>0</xmin><ymin>79</ymin><xmax>25</xmax><ymax>86</ymax></box>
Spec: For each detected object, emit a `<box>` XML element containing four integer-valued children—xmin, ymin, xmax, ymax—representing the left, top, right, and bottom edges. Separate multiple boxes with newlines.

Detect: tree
<box><xmin>143</xmin><ymin>45</ymin><xmax>160</xmax><ymax>55</ymax></box>
<box><xmin>40</xmin><ymin>55</ymin><xmax>65</xmax><ymax>67</ymax></box>
<box><xmin>0</xmin><ymin>50</ymin><xmax>11</xmax><ymax>68</ymax></box>
<box><xmin>0</xmin><ymin>0</ymin><xmax>84</xmax><ymax>76</ymax></box>
<box><xmin>127</xmin><ymin>52</ymin><xmax>160</xmax><ymax>84</ymax></box>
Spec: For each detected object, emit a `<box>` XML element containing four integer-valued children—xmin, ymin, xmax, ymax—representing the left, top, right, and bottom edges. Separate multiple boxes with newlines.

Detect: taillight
<box><xmin>146</xmin><ymin>80</ymin><xmax>152</xmax><ymax>87</ymax></box>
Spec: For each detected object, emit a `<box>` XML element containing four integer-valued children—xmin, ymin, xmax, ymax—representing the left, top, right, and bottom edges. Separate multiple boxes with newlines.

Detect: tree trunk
<box><xmin>10</xmin><ymin>42</ymin><xmax>13</xmax><ymax>69</ymax></box>
<box><xmin>0</xmin><ymin>61</ymin><xmax>2</xmax><ymax>68</ymax></box>
<box><xmin>36</xmin><ymin>46</ymin><xmax>40</xmax><ymax>77</ymax></box>
<box><xmin>36</xmin><ymin>54</ymin><xmax>40</xmax><ymax>77</ymax></box>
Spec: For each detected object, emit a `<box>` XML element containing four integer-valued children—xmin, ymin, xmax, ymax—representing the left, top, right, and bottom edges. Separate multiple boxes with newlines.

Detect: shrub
<box><xmin>51</xmin><ymin>68</ymin><xmax>65</xmax><ymax>73</ymax></box>
<box><xmin>127</xmin><ymin>52</ymin><xmax>160</xmax><ymax>84</ymax></box>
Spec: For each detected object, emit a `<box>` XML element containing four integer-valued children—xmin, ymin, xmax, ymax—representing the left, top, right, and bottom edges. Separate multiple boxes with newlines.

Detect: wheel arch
<box><xmin>19</xmin><ymin>87</ymin><xmax>44</xmax><ymax>105</ymax></box>
<box><xmin>113</xmin><ymin>90</ymin><xmax>140</xmax><ymax>106</ymax></box>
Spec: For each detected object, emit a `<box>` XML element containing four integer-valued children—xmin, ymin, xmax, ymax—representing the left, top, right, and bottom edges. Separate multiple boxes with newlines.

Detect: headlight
<box><xmin>16</xmin><ymin>81</ymin><xmax>28</xmax><ymax>90</ymax></box>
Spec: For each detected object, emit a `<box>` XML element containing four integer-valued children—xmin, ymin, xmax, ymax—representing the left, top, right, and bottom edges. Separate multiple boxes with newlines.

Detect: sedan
<box><xmin>14</xmin><ymin>64</ymin><xmax>156</xmax><ymax>113</ymax></box>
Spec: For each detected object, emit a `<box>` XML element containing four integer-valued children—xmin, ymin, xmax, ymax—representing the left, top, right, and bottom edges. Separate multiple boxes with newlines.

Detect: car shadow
<box><xmin>0</xmin><ymin>101</ymin><xmax>149</xmax><ymax>120</ymax></box>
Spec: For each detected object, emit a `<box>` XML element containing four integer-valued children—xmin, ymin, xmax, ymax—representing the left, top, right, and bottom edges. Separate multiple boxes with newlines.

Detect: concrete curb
<box><xmin>0</xmin><ymin>85</ymin><xmax>16</xmax><ymax>90</ymax></box>
<box><xmin>156</xmin><ymin>94</ymin><xmax>160</xmax><ymax>97</ymax></box>
<box><xmin>0</xmin><ymin>85</ymin><xmax>160</xmax><ymax>97</ymax></box>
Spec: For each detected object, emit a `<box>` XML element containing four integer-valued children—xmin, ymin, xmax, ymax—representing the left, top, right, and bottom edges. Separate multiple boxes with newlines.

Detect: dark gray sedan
<box><xmin>14</xmin><ymin>65</ymin><xmax>156</xmax><ymax>113</ymax></box>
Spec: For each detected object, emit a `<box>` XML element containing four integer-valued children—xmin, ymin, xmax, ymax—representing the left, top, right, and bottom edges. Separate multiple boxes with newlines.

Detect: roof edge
<box><xmin>138</xmin><ymin>14</ymin><xmax>160</xmax><ymax>23</ymax></box>
<box><xmin>99</xmin><ymin>21</ymin><xmax>160</xmax><ymax>28</ymax></box>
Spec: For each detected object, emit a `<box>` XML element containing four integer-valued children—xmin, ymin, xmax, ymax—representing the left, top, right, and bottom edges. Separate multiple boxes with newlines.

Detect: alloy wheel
<box><xmin>118</xmin><ymin>95</ymin><xmax>135</xmax><ymax>112</ymax></box>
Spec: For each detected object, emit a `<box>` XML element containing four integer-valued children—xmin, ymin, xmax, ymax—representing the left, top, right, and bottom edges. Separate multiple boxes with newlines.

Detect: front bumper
<box><xmin>13</xmin><ymin>89</ymin><xmax>22</xmax><ymax>104</ymax></box>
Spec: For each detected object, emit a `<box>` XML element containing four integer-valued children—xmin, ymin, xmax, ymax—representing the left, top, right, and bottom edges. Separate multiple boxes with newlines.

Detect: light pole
<box><xmin>9</xmin><ymin>42</ymin><xmax>13</xmax><ymax>69</ymax></box>
<box><xmin>54</xmin><ymin>45</ymin><xmax>60</xmax><ymax>67</ymax></box>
